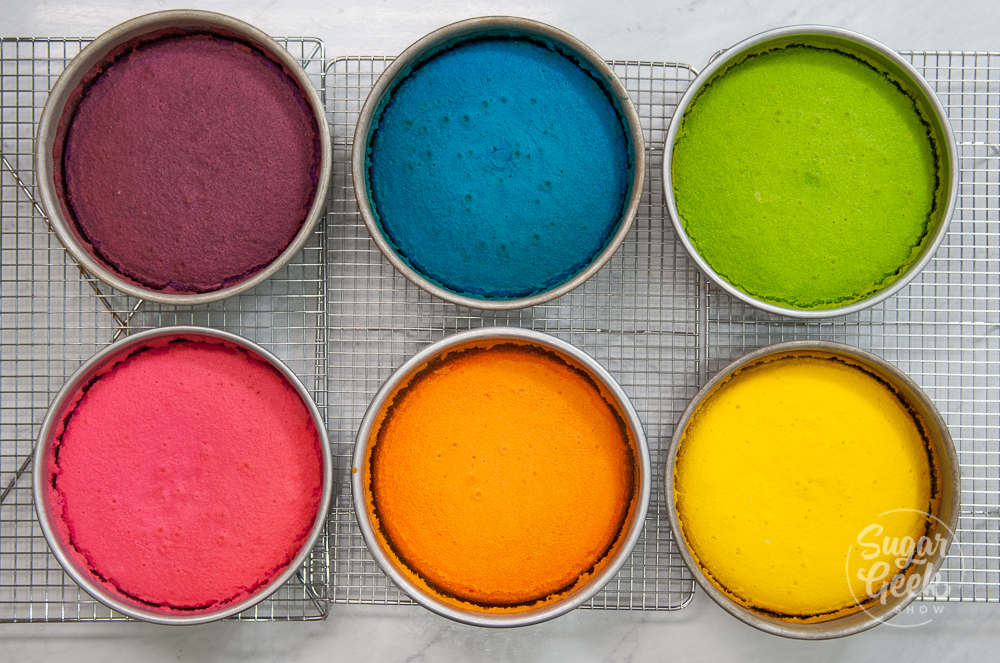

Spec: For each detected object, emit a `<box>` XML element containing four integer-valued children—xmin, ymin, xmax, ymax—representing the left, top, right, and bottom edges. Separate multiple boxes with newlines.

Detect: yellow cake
<box><xmin>673</xmin><ymin>353</ymin><xmax>939</xmax><ymax>620</ymax></box>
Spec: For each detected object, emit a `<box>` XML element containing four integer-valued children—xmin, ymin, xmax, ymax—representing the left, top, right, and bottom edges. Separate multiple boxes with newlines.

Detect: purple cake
<box><xmin>55</xmin><ymin>32</ymin><xmax>321</xmax><ymax>293</ymax></box>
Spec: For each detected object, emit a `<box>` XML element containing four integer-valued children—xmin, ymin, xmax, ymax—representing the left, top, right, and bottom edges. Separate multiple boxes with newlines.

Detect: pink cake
<box><xmin>46</xmin><ymin>339</ymin><xmax>324</xmax><ymax>613</ymax></box>
<box><xmin>56</xmin><ymin>32</ymin><xmax>321</xmax><ymax>293</ymax></box>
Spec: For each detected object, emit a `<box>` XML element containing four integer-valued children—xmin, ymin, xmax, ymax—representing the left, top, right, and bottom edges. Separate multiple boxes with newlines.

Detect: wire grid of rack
<box><xmin>0</xmin><ymin>37</ymin><xmax>331</xmax><ymax>622</ymax></box>
<box><xmin>0</xmin><ymin>38</ymin><xmax>997</xmax><ymax>622</ymax></box>
<box><xmin>702</xmin><ymin>51</ymin><xmax>1000</xmax><ymax>603</ymax></box>
<box><xmin>325</xmin><ymin>57</ymin><xmax>700</xmax><ymax>611</ymax></box>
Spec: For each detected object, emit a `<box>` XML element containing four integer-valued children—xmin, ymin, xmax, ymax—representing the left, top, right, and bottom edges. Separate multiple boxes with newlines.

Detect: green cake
<box><xmin>671</xmin><ymin>45</ymin><xmax>940</xmax><ymax>310</ymax></box>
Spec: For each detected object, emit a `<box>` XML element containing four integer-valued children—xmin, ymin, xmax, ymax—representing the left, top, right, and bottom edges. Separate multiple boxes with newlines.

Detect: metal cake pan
<box><xmin>662</xmin><ymin>25</ymin><xmax>959</xmax><ymax>318</ymax></box>
<box><xmin>33</xmin><ymin>326</ymin><xmax>333</xmax><ymax>625</ymax></box>
<box><xmin>352</xmin><ymin>327</ymin><xmax>651</xmax><ymax>626</ymax></box>
<box><xmin>666</xmin><ymin>340</ymin><xmax>960</xmax><ymax>639</ymax></box>
<box><xmin>352</xmin><ymin>16</ymin><xmax>646</xmax><ymax>310</ymax></box>
<box><xmin>33</xmin><ymin>9</ymin><xmax>332</xmax><ymax>305</ymax></box>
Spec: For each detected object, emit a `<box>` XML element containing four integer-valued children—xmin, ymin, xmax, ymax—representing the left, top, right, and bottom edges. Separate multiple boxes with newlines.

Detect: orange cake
<box><xmin>674</xmin><ymin>353</ymin><xmax>939</xmax><ymax>621</ymax></box>
<box><xmin>363</xmin><ymin>343</ymin><xmax>637</xmax><ymax>611</ymax></box>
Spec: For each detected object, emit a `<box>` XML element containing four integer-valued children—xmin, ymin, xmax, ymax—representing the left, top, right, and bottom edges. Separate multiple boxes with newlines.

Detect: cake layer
<box><xmin>672</xmin><ymin>45</ymin><xmax>938</xmax><ymax>309</ymax></box>
<box><xmin>367</xmin><ymin>37</ymin><xmax>630</xmax><ymax>299</ymax></box>
<box><xmin>47</xmin><ymin>339</ymin><xmax>323</xmax><ymax>612</ymax></box>
<box><xmin>60</xmin><ymin>33</ymin><xmax>320</xmax><ymax>293</ymax></box>
<box><xmin>366</xmin><ymin>344</ymin><xmax>635</xmax><ymax>610</ymax></box>
<box><xmin>674</xmin><ymin>354</ymin><xmax>935</xmax><ymax>619</ymax></box>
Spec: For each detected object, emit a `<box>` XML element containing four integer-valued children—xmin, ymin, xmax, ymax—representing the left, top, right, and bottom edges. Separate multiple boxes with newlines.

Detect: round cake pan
<box><xmin>352</xmin><ymin>327</ymin><xmax>651</xmax><ymax>626</ymax></box>
<box><xmin>352</xmin><ymin>16</ymin><xmax>646</xmax><ymax>310</ymax></box>
<box><xmin>34</xmin><ymin>10</ymin><xmax>332</xmax><ymax>305</ymax></box>
<box><xmin>666</xmin><ymin>340</ymin><xmax>960</xmax><ymax>639</ymax></box>
<box><xmin>33</xmin><ymin>326</ymin><xmax>333</xmax><ymax>625</ymax></box>
<box><xmin>663</xmin><ymin>25</ymin><xmax>958</xmax><ymax>318</ymax></box>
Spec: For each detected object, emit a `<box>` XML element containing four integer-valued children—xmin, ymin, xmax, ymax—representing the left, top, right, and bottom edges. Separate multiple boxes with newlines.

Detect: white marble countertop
<box><xmin>2</xmin><ymin>0</ymin><xmax>997</xmax><ymax>660</ymax></box>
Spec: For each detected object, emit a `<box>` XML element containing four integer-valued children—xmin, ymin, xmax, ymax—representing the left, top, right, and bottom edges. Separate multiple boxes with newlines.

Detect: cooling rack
<box><xmin>0</xmin><ymin>37</ymin><xmax>330</xmax><ymax>622</ymax></box>
<box><xmin>700</xmin><ymin>51</ymin><xmax>1000</xmax><ymax>604</ymax></box>
<box><xmin>324</xmin><ymin>57</ymin><xmax>700</xmax><ymax>612</ymax></box>
<box><xmin>1</xmin><ymin>39</ymin><xmax>997</xmax><ymax>622</ymax></box>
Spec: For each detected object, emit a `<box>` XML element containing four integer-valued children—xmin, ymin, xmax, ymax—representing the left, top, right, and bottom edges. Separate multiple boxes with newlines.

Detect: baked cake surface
<box><xmin>671</xmin><ymin>45</ymin><xmax>938</xmax><ymax>309</ymax></box>
<box><xmin>365</xmin><ymin>344</ymin><xmax>635</xmax><ymax>610</ymax></box>
<box><xmin>674</xmin><ymin>354</ymin><xmax>936</xmax><ymax>620</ymax></box>
<box><xmin>366</xmin><ymin>37</ymin><xmax>631</xmax><ymax>300</ymax></box>
<box><xmin>47</xmin><ymin>339</ymin><xmax>323</xmax><ymax>613</ymax></box>
<box><xmin>59</xmin><ymin>33</ymin><xmax>320</xmax><ymax>293</ymax></box>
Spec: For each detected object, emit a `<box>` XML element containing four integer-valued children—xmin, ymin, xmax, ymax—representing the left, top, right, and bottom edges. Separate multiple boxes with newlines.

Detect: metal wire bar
<box><xmin>324</xmin><ymin>56</ymin><xmax>701</xmax><ymax>611</ymax></box>
<box><xmin>702</xmin><ymin>50</ymin><xmax>1000</xmax><ymax>603</ymax></box>
<box><xmin>0</xmin><ymin>40</ymin><xmax>997</xmax><ymax>622</ymax></box>
<box><xmin>0</xmin><ymin>36</ymin><xmax>330</xmax><ymax>622</ymax></box>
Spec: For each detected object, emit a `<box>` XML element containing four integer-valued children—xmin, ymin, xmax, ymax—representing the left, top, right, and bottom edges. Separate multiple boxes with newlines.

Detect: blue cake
<box><xmin>366</xmin><ymin>37</ymin><xmax>632</xmax><ymax>300</ymax></box>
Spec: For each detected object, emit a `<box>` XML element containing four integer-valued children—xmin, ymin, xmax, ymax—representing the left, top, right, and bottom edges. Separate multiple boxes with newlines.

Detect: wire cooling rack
<box><xmin>1</xmin><ymin>39</ymin><xmax>998</xmax><ymax>622</ymax></box>
<box><xmin>324</xmin><ymin>57</ymin><xmax>700</xmax><ymax>611</ymax></box>
<box><xmin>321</xmin><ymin>51</ymin><xmax>1000</xmax><ymax>610</ymax></box>
<box><xmin>701</xmin><ymin>51</ymin><xmax>1000</xmax><ymax>604</ymax></box>
<box><xmin>0</xmin><ymin>37</ymin><xmax>330</xmax><ymax>622</ymax></box>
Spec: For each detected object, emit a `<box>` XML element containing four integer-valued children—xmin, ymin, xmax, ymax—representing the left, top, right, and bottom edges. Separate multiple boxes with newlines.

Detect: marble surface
<box><xmin>2</xmin><ymin>0</ymin><xmax>998</xmax><ymax>660</ymax></box>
